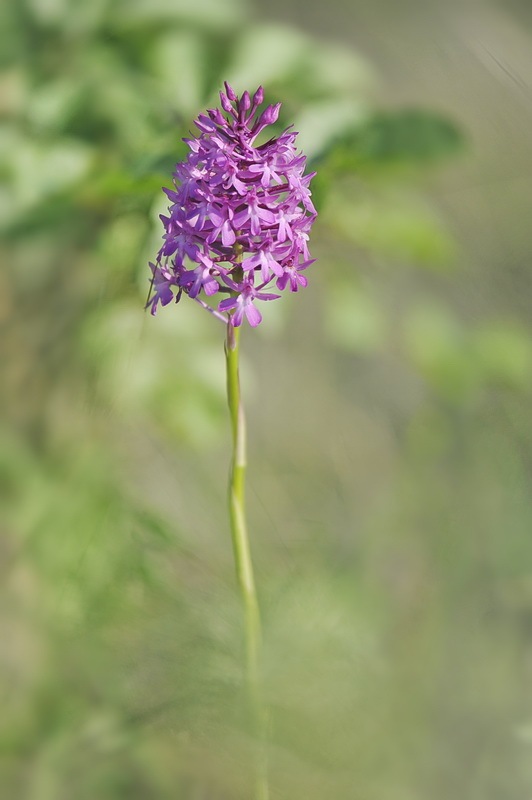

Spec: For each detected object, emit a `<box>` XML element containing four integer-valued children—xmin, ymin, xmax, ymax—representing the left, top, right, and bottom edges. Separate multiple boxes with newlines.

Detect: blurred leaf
<box><xmin>131</xmin><ymin>144</ymin><xmax>188</xmax><ymax>179</ymax></box>
<box><xmin>294</xmin><ymin>99</ymin><xmax>367</xmax><ymax>159</ymax></box>
<box><xmin>403</xmin><ymin>304</ymin><xmax>481</xmax><ymax>401</ymax></box>
<box><xmin>27</xmin><ymin>0</ymin><xmax>108</xmax><ymax>33</ymax></box>
<box><xmin>150</xmin><ymin>30</ymin><xmax>209</xmax><ymax>116</ymax></box>
<box><xmin>0</xmin><ymin>432</ymin><xmax>176</xmax><ymax>626</ymax></box>
<box><xmin>79</xmin><ymin>167</ymin><xmax>163</xmax><ymax>209</ymax></box>
<box><xmin>405</xmin><ymin>311</ymin><xmax>532</xmax><ymax>399</ymax></box>
<box><xmin>27</xmin><ymin>0</ymin><xmax>70</xmax><ymax>25</ymax></box>
<box><xmin>26</xmin><ymin>77</ymin><xmax>83</xmax><ymax>133</ymax></box>
<box><xmin>1</xmin><ymin>192</ymin><xmax>82</xmax><ymax>239</ymax></box>
<box><xmin>318</xmin><ymin>108</ymin><xmax>465</xmax><ymax>169</ymax></box>
<box><xmin>96</xmin><ymin>213</ymin><xmax>149</xmax><ymax>278</ymax></box>
<box><xmin>0</xmin><ymin>68</ymin><xmax>29</xmax><ymax>117</ymax></box>
<box><xmin>112</xmin><ymin>0</ymin><xmax>245</xmax><ymax>29</ymax></box>
<box><xmin>472</xmin><ymin>323</ymin><xmax>532</xmax><ymax>390</ymax></box>
<box><xmin>324</xmin><ymin>281</ymin><xmax>387</xmax><ymax>354</ymax></box>
<box><xmin>1</xmin><ymin>130</ymin><xmax>94</xmax><ymax>229</ymax></box>
<box><xmin>81</xmin><ymin>302</ymin><xmax>226</xmax><ymax>448</ymax></box>
<box><xmin>302</xmin><ymin>41</ymin><xmax>373</xmax><ymax>96</ymax></box>
<box><xmin>324</xmin><ymin>189</ymin><xmax>455</xmax><ymax>268</ymax></box>
<box><xmin>225</xmin><ymin>24</ymin><xmax>311</xmax><ymax>90</ymax></box>
<box><xmin>77</xmin><ymin>45</ymin><xmax>156</xmax><ymax>153</ymax></box>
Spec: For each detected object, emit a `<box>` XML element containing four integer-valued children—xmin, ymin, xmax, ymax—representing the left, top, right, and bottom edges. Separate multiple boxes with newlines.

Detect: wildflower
<box><xmin>148</xmin><ymin>83</ymin><xmax>316</xmax><ymax>326</ymax></box>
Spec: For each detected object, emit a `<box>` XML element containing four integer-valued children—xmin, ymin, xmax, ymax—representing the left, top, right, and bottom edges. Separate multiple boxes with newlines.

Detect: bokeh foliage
<box><xmin>2</xmin><ymin>0</ymin><xmax>532</xmax><ymax>798</ymax></box>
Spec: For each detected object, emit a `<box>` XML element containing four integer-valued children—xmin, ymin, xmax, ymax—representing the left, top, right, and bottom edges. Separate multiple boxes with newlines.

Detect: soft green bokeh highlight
<box><xmin>2</xmin><ymin>0</ymin><xmax>532</xmax><ymax>797</ymax></box>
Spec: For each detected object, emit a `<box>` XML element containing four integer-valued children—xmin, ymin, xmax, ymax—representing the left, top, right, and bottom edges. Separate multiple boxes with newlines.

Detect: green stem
<box><xmin>225</xmin><ymin>321</ymin><xmax>268</xmax><ymax>800</ymax></box>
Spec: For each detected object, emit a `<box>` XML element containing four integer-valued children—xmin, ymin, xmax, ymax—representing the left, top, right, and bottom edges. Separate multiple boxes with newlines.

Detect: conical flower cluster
<box><xmin>148</xmin><ymin>83</ymin><xmax>316</xmax><ymax>327</ymax></box>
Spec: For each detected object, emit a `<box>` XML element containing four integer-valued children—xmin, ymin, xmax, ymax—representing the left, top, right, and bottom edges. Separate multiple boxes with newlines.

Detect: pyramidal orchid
<box><xmin>147</xmin><ymin>82</ymin><xmax>316</xmax><ymax>326</ymax></box>
<box><xmin>147</xmin><ymin>85</ymin><xmax>316</xmax><ymax>800</ymax></box>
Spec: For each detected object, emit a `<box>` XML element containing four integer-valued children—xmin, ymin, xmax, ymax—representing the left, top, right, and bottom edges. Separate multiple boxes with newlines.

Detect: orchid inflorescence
<box><xmin>147</xmin><ymin>83</ymin><xmax>317</xmax><ymax>327</ymax></box>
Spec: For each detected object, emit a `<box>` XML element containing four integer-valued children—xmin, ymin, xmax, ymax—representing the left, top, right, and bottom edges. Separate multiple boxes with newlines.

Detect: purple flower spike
<box><xmin>147</xmin><ymin>84</ymin><xmax>317</xmax><ymax>326</ymax></box>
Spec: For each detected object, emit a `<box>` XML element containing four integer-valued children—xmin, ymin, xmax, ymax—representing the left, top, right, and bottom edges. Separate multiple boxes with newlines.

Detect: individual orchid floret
<box><xmin>146</xmin><ymin>262</ymin><xmax>179</xmax><ymax>315</ymax></box>
<box><xmin>147</xmin><ymin>83</ymin><xmax>317</xmax><ymax>327</ymax></box>
<box><xmin>219</xmin><ymin>278</ymin><xmax>280</xmax><ymax>328</ymax></box>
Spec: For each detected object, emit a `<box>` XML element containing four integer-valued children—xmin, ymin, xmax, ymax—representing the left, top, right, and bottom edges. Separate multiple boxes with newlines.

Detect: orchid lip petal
<box><xmin>245</xmin><ymin>304</ymin><xmax>262</xmax><ymax>327</ymax></box>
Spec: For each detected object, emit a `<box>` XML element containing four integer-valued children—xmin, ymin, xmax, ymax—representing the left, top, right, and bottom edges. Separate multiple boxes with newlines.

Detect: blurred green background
<box><xmin>2</xmin><ymin>0</ymin><xmax>532</xmax><ymax>797</ymax></box>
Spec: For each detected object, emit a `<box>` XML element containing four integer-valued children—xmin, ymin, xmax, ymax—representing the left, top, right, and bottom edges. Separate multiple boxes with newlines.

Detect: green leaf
<box><xmin>301</xmin><ymin>41</ymin><xmax>372</xmax><ymax>97</ymax></box>
<box><xmin>324</xmin><ymin>190</ymin><xmax>455</xmax><ymax>268</ymax></box>
<box><xmin>26</xmin><ymin>78</ymin><xmax>83</xmax><ymax>133</ymax></box>
<box><xmin>225</xmin><ymin>24</ymin><xmax>311</xmax><ymax>90</ymax></box>
<box><xmin>149</xmin><ymin>30</ymin><xmax>209</xmax><ymax>116</ymax></box>
<box><xmin>112</xmin><ymin>0</ymin><xmax>245</xmax><ymax>30</ymax></box>
<box><xmin>294</xmin><ymin>99</ymin><xmax>366</xmax><ymax>159</ymax></box>
<box><xmin>1</xmin><ymin>131</ymin><xmax>94</xmax><ymax>230</ymax></box>
<box><xmin>317</xmin><ymin>109</ymin><xmax>465</xmax><ymax>170</ymax></box>
<box><xmin>27</xmin><ymin>0</ymin><xmax>108</xmax><ymax>34</ymax></box>
<box><xmin>82</xmin><ymin>301</ymin><xmax>227</xmax><ymax>449</ymax></box>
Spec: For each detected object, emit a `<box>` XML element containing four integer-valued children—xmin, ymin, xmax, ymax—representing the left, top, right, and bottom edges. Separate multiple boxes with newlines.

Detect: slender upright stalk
<box><xmin>225</xmin><ymin>321</ymin><xmax>268</xmax><ymax>800</ymax></box>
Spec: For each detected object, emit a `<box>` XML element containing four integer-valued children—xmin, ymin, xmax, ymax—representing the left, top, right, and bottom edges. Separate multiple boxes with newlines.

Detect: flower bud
<box><xmin>240</xmin><ymin>91</ymin><xmax>251</xmax><ymax>113</ymax></box>
<box><xmin>224</xmin><ymin>82</ymin><xmax>237</xmax><ymax>101</ymax></box>
<box><xmin>219</xmin><ymin>91</ymin><xmax>233</xmax><ymax>113</ymax></box>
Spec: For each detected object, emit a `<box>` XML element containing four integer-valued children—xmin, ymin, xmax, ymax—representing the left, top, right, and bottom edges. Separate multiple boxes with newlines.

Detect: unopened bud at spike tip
<box><xmin>219</xmin><ymin>91</ymin><xmax>233</xmax><ymax>113</ymax></box>
<box><xmin>240</xmin><ymin>91</ymin><xmax>251</xmax><ymax>112</ymax></box>
<box><xmin>224</xmin><ymin>82</ymin><xmax>237</xmax><ymax>101</ymax></box>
